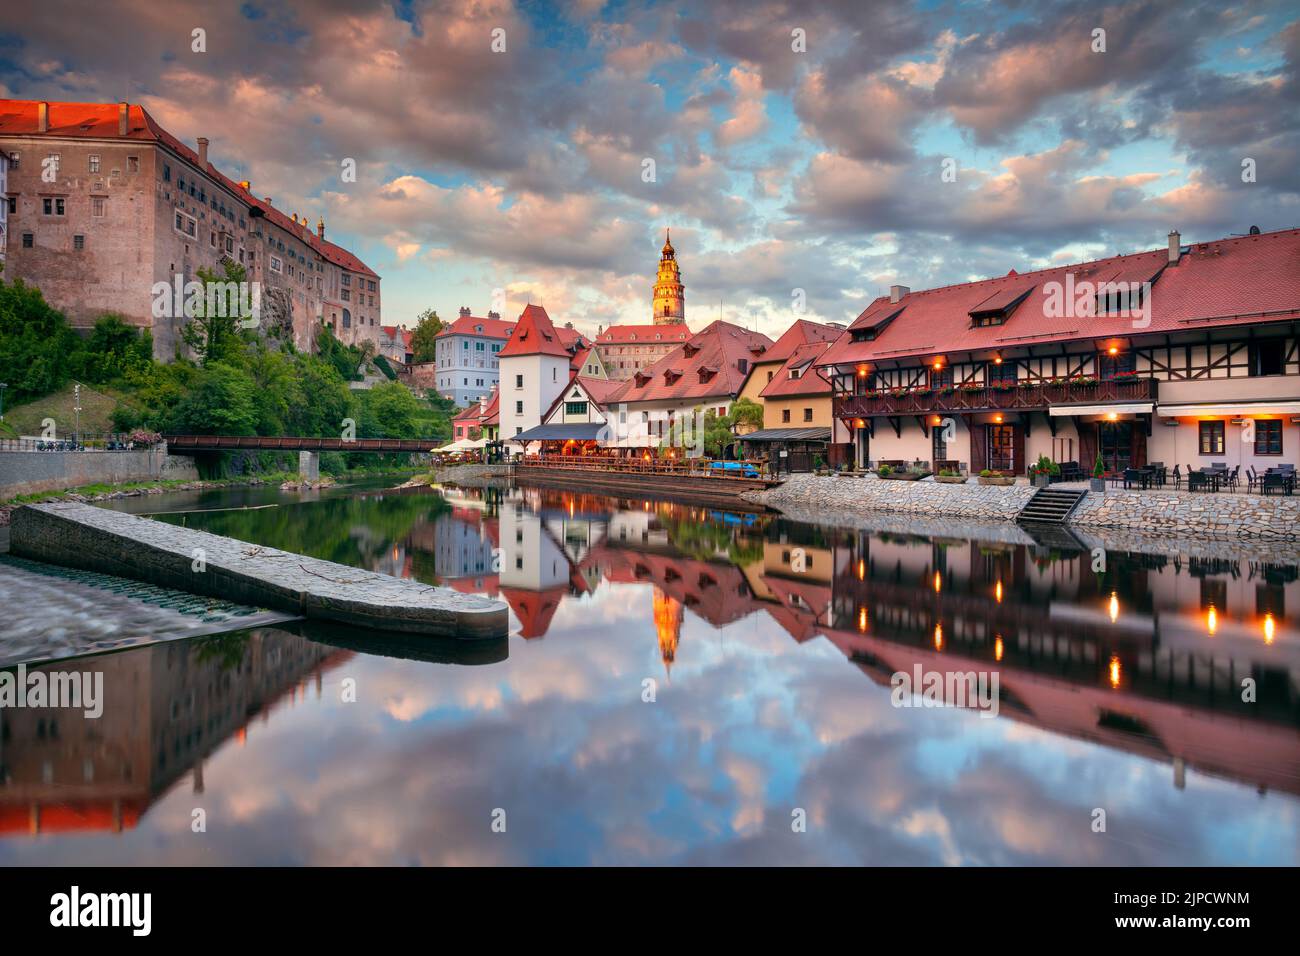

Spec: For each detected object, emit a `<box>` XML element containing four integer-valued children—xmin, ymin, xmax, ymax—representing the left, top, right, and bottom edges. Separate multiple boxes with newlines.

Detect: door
<box><xmin>1098</xmin><ymin>421</ymin><xmax>1133</xmax><ymax>473</ymax></box>
<box><xmin>987</xmin><ymin>424</ymin><xmax>1015</xmax><ymax>472</ymax></box>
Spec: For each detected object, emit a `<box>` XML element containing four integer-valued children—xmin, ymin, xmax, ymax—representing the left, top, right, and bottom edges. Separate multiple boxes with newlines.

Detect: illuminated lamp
<box><xmin>994</xmin><ymin>414</ymin><xmax>1003</xmax><ymax>423</ymax></box>
<box><xmin>933</xmin><ymin>359</ymin><xmax>944</xmax><ymax>370</ymax></box>
<box><xmin>1105</xmin><ymin>412</ymin><xmax>1119</xmax><ymax>422</ymax></box>
<box><xmin>1107</xmin><ymin>346</ymin><xmax>1119</xmax><ymax>356</ymax></box>
<box><xmin>1263</xmin><ymin>613</ymin><xmax>1276</xmax><ymax>645</ymax></box>
<box><xmin>931</xmin><ymin>415</ymin><xmax>942</xmax><ymax>425</ymax></box>
<box><xmin>993</xmin><ymin>355</ymin><xmax>1003</xmax><ymax>365</ymax></box>
<box><xmin>856</xmin><ymin>365</ymin><xmax>869</xmax><ymax>378</ymax></box>
<box><xmin>1229</xmin><ymin>418</ymin><xmax>1245</xmax><ymax>425</ymax></box>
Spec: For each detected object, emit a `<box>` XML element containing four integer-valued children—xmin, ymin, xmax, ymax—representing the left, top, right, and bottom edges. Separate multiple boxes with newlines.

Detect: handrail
<box><xmin>836</xmin><ymin>377</ymin><xmax>1157</xmax><ymax>418</ymax></box>
<box><xmin>514</xmin><ymin>456</ymin><xmax>773</xmax><ymax>481</ymax></box>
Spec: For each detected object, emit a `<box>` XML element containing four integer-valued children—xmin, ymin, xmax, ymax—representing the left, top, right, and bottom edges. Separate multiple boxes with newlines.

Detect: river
<box><xmin>0</xmin><ymin>477</ymin><xmax>1297</xmax><ymax>864</ymax></box>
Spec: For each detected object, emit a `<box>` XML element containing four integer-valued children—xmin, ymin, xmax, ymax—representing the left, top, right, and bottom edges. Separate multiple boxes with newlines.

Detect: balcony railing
<box><xmin>835</xmin><ymin>376</ymin><xmax>1157</xmax><ymax>418</ymax></box>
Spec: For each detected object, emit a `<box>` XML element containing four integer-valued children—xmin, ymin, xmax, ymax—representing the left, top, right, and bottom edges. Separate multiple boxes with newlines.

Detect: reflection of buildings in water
<box><xmin>0</xmin><ymin>631</ymin><xmax>352</xmax><ymax>836</ymax></box>
<box><xmin>653</xmin><ymin>588</ymin><xmax>683</xmax><ymax>675</ymax></box>
<box><xmin>822</xmin><ymin>532</ymin><xmax>1300</xmax><ymax>796</ymax></box>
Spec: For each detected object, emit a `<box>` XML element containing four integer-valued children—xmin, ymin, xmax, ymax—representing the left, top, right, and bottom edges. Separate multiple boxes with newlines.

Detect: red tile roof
<box><xmin>497</xmin><ymin>304</ymin><xmax>571</xmax><ymax>358</ymax></box>
<box><xmin>759</xmin><ymin>319</ymin><xmax>844</xmax><ymax>364</ymax></box>
<box><xmin>595</xmin><ymin>324</ymin><xmax>691</xmax><ymax>344</ymax></box>
<box><xmin>0</xmin><ymin>98</ymin><xmax>378</xmax><ymax>279</ymax></box>
<box><xmin>759</xmin><ymin>341</ymin><xmax>834</xmax><ymax>398</ymax></box>
<box><xmin>435</xmin><ymin>314</ymin><xmax>515</xmax><ymax>339</ymax></box>
<box><xmin>818</xmin><ymin>227</ymin><xmax>1300</xmax><ymax>369</ymax></box>
<box><xmin>481</xmin><ymin>391</ymin><xmax>500</xmax><ymax>426</ymax></box>
<box><xmin>613</xmin><ymin>320</ymin><xmax>774</xmax><ymax>404</ymax></box>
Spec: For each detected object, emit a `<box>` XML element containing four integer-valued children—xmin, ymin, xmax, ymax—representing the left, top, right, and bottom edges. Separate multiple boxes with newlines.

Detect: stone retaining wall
<box><xmin>10</xmin><ymin>502</ymin><xmax>508</xmax><ymax>638</ymax></box>
<box><xmin>1070</xmin><ymin>488</ymin><xmax>1300</xmax><ymax>540</ymax></box>
<box><xmin>0</xmin><ymin>445</ymin><xmax>199</xmax><ymax>498</ymax></box>
<box><xmin>745</xmin><ymin>473</ymin><xmax>1036</xmax><ymax>522</ymax></box>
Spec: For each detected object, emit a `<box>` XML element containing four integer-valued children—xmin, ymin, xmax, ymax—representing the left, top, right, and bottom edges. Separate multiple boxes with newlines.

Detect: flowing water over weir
<box><xmin>0</xmin><ymin>478</ymin><xmax>1296</xmax><ymax>864</ymax></box>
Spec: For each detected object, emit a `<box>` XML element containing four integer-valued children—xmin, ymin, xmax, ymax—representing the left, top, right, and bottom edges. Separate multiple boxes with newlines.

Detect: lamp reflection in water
<box><xmin>934</xmin><ymin>623</ymin><xmax>943</xmax><ymax>650</ymax></box>
<box><xmin>1108</xmin><ymin>655</ymin><xmax>1122</xmax><ymax>689</ymax></box>
<box><xmin>994</xmin><ymin>635</ymin><xmax>1004</xmax><ymax>662</ymax></box>
<box><xmin>1263</xmin><ymin>613</ymin><xmax>1276</xmax><ymax>645</ymax></box>
<box><xmin>1108</xmin><ymin>592</ymin><xmax>1119</xmax><ymax>624</ymax></box>
<box><xmin>1207</xmin><ymin>605</ymin><xmax>1218</xmax><ymax>635</ymax></box>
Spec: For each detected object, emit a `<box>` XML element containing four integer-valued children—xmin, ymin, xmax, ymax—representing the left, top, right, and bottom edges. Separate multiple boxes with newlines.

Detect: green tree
<box><xmin>0</xmin><ymin>277</ymin><xmax>83</xmax><ymax>402</ymax></box>
<box><xmin>181</xmin><ymin>261</ymin><xmax>251</xmax><ymax>365</ymax></box>
<box><xmin>169</xmin><ymin>362</ymin><xmax>258</xmax><ymax>435</ymax></box>
<box><xmin>409</xmin><ymin>308</ymin><xmax>443</xmax><ymax>363</ymax></box>
<box><xmin>360</xmin><ymin>381</ymin><xmax>422</xmax><ymax>439</ymax></box>
<box><xmin>77</xmin><ymin>314</ymin><xmax>153</xmax><ymax>384</ymax></box>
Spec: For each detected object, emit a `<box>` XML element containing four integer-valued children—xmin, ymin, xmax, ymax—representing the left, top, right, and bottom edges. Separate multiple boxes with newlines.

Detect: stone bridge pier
<box><xmin>298</xmin><ymin>451</ymin><xmax>320</xmax><ymax>482</ymax></box>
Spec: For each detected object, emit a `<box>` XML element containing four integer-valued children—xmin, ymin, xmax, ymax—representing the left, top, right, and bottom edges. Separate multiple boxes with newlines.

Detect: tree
<box><xmin>409</xmin><ymin>308</ymin><xmax>443</xmax><ymax>363</ymax></box>
<box><xmin>168</xmin><ymin>362</ymin><xmax>258</xmax><ymax>435</ymax></box>
<box><xmin>0</xmin><ymin>277</ymin><xmax>83</xmax><ymax>402</ymax></box>
<box><xmin>181</xmin><ymin>261</ymin><xmax>251</xmax><ymax>365</ymax></box>
<box><xmin>360</xmin><ymin>381</ymin><xmax>422</xmax><ymax>439</ymax></box>
<box><xmin>77</xmin><ymin>314</ymin><xmax>153</xmax><ymax>384</ymax></box>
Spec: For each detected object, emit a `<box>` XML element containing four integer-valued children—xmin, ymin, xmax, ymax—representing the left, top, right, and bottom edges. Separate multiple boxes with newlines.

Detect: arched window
<box><xmin>342</xmin><ymin>308</ymin><xmax>351</xmax><ymax>329</ymax></box>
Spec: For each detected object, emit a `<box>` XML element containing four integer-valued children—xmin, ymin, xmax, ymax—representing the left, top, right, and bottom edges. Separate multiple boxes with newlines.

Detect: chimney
<box><xmin>889</xmin><ymin>284</ymin><xmax>910</xmax><ymax>304</ymax></box>
<box><xmin>263</xmin><ymin>197</ymin><xmax>272</xmax><ymax>205</ymax></box>
<box><xmin>37</xmin><ymin>102</ymin><xmax>48</xmax><ymax>133</ymax></box>
<box><xmin>1167</xmin><ymin>230</ymin><xmax>1181</xmax><ymax>264</ymax></box>
<box><xmin>291</xmin><ymin>213</ymin><xmax>298</xmax><ymax>224</ymax></box>
<box><xmin>487</xmin><ymin>310</ymin><xmax>500</xmax><ymax>320</ymax></box>
<box><xmin>117</xmin><ymin>102</ymin><xmax>129</xmax><ymax>136</ymax></box>
<box><xmin>459</xmin><ymin>307</ymin><xmax>471</xmax><ymax>317</ymax></box>
<box><xmin>317</xmin><ymin>217</ymin><xmax>325</xmax><ymax>239</ymax></box>
<box><xmin>479</xmin><ymin>395</ymin><xmax>488</xmax><ymax>414</ymax></box>
<box><xmin>239</xmin><ymin>180</ymin><xmax>250</xmax><ymax>191</ymax></box>
<box><xmin>197</xmin><ymin>137</ymin><xmax>209</xmax><ymax>167</ymax></box>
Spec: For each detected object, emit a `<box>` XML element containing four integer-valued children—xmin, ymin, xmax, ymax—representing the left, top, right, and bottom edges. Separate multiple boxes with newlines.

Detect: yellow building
<box><xmin>652</xmin><ymin>229</ymin><xmax>686</xmax><ymax>325</ymax></box>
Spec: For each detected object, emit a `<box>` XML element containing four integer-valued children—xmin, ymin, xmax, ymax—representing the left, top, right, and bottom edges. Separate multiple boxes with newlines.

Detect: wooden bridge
<box><xmin>163</xmin><ymin>434</ymin><xmax>444</xmax><ymax>453</ymax></box>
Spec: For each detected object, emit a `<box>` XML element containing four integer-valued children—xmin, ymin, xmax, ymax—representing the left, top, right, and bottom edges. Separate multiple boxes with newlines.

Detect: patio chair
<box><xmin>1122</xmin><ymin>468</ymin><xmax>1142</xmax><ymax>489</ymax></box>
<box><xmin>1172</xmin><ymin>464</ymin><xmax>1182</xmax><ymax>489</ymax></box>
<box><xmin>1247</xmin><ymin>466</ymin><xmax>1259</xmax><ymax>492</ymax></box>
<box><xmin>1188</xmin><ymin>470</ymin><xmax>1207</xmax><ymax>492</ymax></box>
<box><xmin>1227</xmin><ymin>465</ymin><xmax>1240</xmax><ymax>491</ymax></box>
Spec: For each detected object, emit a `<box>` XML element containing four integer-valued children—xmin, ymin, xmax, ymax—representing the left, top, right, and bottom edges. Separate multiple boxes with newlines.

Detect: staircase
<box><xmin>1017</xmin><ymin>486</ymin><xmax>1086</xmax><ymax>524</ymax></box>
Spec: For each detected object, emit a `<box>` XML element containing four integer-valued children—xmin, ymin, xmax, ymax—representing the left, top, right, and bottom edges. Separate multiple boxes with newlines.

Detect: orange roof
<box><xmin>0</xmin><ymin>98</ymin><xmax>378</xmax><ymax>279</ymax></box>
<box><xmin>759</xmin><ymin>341</ymin><xmax>834</xmax><ymax>398</ymax></box>
<box><xmin>435</xmin><ymin>313</ymin><xmax>515</xmax><ymax>339</ymax></box>
<box><xmin>818</xmin><ymin>227</ymin><xmax>1300</xmax><ymax>369</ymax></box>
<box><xmin>500</xmin><ymin>586</ymin><xmax>567</xmax><ymax>638</ymax></box>
<box><xmin>498</xmin><ymin>304</ymin><xmax>578</xmax><ymax>359</ymax></box>
<box><xmin>615</xmin><ymin>320</ymin><xmax>773</xmax><ymax>404</ymax></box>
<box><xmin>595</xmin><ymin>324</ymin><xmax>691</xmax><ymax>344</ymax></box>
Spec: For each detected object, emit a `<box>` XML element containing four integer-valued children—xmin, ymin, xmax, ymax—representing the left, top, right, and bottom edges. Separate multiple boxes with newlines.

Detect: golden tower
<box><xmin>651</xmin><ymin>229</ymin><xmax>686</xmax><ymax>325</ymax></box>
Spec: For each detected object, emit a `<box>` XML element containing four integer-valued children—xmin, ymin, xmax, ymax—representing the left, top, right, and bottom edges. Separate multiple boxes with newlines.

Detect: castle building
<box><xmin>0</xmin><ymin>99</ymin><xmax>381</xmax><ymax>358</ymax></box>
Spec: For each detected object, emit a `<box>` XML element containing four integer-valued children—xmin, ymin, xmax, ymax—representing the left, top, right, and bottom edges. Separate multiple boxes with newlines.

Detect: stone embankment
<box><xmin>744</xmin><ymin>473</ymin><xmax>1036</xmax><ymax>522</ymax></box>
<box><xmin>745</xmin><ymin>472</ymin><xmax>1300</xmax><ymax>542</ymax></box>
<box><xmin>399</xmin><ymin>463</ymin><xmax>511</xmax><ymax>488</ymax></box>
<box><xmin>10</xmin><ymin>502</ymin><xmax>508</xmax><ymax>638</ymax></box>
<box><xmin>1070</xmin><ymin>488</ymin><xmax>1300</xmax><ymax>540</ymax></box>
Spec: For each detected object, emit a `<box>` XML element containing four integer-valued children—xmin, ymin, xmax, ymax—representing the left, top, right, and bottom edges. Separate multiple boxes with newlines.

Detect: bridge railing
<box><xmin>163</xmin><ymin>435</ymin><xmax>445</xmax><ymax>453</ymax></box>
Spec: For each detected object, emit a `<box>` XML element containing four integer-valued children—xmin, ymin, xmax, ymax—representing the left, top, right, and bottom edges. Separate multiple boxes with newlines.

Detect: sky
<box><xmin>2</xmin><ymin>0</ymin><xmax>1298</xmax><ymax>340</ymax></box>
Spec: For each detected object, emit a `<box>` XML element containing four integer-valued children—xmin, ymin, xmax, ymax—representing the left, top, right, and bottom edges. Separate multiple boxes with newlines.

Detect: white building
<box><xmin>497</xmin><ymin>304</ymin><xmax>590</xmax><ymax>448</ymax></box>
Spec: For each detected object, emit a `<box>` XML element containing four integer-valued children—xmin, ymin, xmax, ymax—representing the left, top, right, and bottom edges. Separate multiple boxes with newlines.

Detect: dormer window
<box><xmin>969</xmin><ymin>287</ymin><xmax>1032</xmax><ymax>327</ymax></box>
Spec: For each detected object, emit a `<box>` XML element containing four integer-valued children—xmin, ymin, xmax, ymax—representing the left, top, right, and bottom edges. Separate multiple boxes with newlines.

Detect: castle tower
<box><xmin>652</xmin><ymin>229</ymin><xmax>686</xmax><ymax>325</ymax></box>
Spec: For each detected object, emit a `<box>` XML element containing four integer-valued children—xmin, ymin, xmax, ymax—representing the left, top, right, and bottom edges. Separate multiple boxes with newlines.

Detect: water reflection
<box><xmin>1</xmin><ymin>482</ymin><xmax>1296</xmax><ymax>864</ymax></box>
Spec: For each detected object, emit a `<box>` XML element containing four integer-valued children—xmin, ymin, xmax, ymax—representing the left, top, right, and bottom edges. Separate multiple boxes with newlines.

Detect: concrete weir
<box><xmin>10</xmin><ymin>502</ymin><xmax>508</xmax><ymax>639</ymax></box>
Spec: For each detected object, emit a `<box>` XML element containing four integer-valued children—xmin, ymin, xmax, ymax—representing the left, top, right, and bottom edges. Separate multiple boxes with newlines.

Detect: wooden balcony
<box><xmin>835</xmin><ymin>377</ymin><xmax>1157</xmax><ymax>418</ymax></box>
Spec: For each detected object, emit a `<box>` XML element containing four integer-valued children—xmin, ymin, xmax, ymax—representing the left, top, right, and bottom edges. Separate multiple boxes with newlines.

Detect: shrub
<box><xmin>979</xmin><ymin>469</ymin><xmax>993</xmax><ymax>478</ymax></box>
<box><xmin>1093</xmin><ymin>452</ymin><xmax>1106</xmax><ymax>479</ymax></box>
<box><xmin>878</xmin><ymin>464</ymin><xmax>892</xmax><ymax>477</ymax></box>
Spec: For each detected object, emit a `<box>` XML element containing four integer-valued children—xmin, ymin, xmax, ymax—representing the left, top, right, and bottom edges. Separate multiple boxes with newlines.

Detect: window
<box><xmin>476</xmin><ymin>341</ymin><xmax>484</xmax><ymax>351</ymax></box>
<box><xmin>1255</xmin><ymin>420</ymin><xmax>1283</xmax><ymax>456</ymax></box>
<box><xmin>88</xmin><ymin>154</ymin><xmax>101</xmax><ymax>173</ymax></box>
<box><xmin>22</xmin><ymin>233</ymin><xmax>33</xmax><ymax>248</ymax></box>
<box><xmin>929</xmin><ymin>366</ymin><xmax>953</xmax><ymax>389</ymax></box>
<box><xmin>767</xmin><ymin>370</ymin><xmax>774</xmax><ymax>383</ymax></box>
<box><xmin>1099</xmin><ymin>351</ymin><xmax>1135</xmax><ymax>379</ymax></box>
<box><xmin>7</xmin><ymin>152</ymin><xmax>17</xmax><ymax>170</ymax></box>
<box><xmin>781</xmin><ymin>409</ymin><xmax>791</xmax><ymax>423</ymax></box>
<box><xmin>42</xmin><ymin>198</ymin><xmax>65</xmax><ymax>216</ymax></box>
<box><xmin>269</xmin><ymin>255</ymin><xmax>282</xmax><ymax>273</ymax></box>
<box><xmin>565</xmin><ymin>401</ymin><xmax>588</xmax><ymax>416</ymax></box>
<box><xmin>1199</xmin><ymin>420</ymin><xmax>1225</xmax><ymax>455</ymax></box>
<box><xmin>128</xmin><ymin>156</ymin><xmax>139</xmax><ymax>173</ymax></box>
<box><xmin>803</xmin><ymin>407</ymin><xmax>813</xmax><ymax>423</ymax></box>
<box><xmin>6</xmin><ymin>197</ymin><xmax>15</xmax><ymax>214</ymax></box>
<box><xmin>1249</xmin><ymin>340</ymin><xmax>1286</xmax><ymax>377</ymax></box>
<box><xmin>515</xmin><ymin>374</ymin><xmax>523</xmax><ymax>388</ymax></box>
<box><xmin>515</xmin><ymin>401</ymin><xmax>524</xmax><ymax>414</ymax></box>
<box><xmin>73</xmin><ymin>234</ymin><xmax>84</xmax><ymax>250</ymax></box>
<box><xmin>92</xmin><ymin>196</ymin><xmax>105</xmax><ymax>217</ymax></box>
<box><xmin>342</xmin><ymin>309</ymin><xmax>351</xmax><ymax>329</ymax></box>
<box><xmin>987</xmin><ymin>361</ymin><xmax>1017</xmax><ymax>385</ymax></box>
<box><xmin>175</xmin><ymin>211</ymin><xmax>196</xmax><ymax>237</ymax></box>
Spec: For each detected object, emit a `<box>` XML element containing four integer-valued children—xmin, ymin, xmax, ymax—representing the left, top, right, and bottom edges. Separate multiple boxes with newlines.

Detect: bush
<box><xmin>878</xmin><ymin>464</ymin><xmax>893</xmax><ymax>477</ymax></box>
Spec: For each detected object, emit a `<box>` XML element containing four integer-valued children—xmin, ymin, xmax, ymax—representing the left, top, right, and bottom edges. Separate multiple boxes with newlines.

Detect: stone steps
<box><xmin>1017</xmin><ymin>487</ymin><xmax>1087</xmax><ymax>524</ymax></box>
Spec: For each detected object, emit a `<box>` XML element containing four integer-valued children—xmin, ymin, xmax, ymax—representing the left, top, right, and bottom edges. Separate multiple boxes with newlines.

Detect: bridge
<box><xmin>163</xmin><ymin>434</ymin><xmax>446</xmax><ymax>480</ymax></box>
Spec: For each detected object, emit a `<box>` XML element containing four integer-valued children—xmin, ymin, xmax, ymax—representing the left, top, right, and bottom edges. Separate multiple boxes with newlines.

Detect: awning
<box><xmin>1049</xmin><ymin>403</ymin><xmax>1154</xmax><ymax>417</ymax></box>
<box><xmin>511</xmin><ymin>422</ymin><xmax>608</xmax><ymax>443</ymax></box>
<box><xmin>741</xmin><ymin>427</ymin><xmax>832</xmax><ymax>442</ymax></box>
<box><xmin>1157</xmin><ymin>401</ymin><xmax>1300</xmax><ymax>418</ymax></box>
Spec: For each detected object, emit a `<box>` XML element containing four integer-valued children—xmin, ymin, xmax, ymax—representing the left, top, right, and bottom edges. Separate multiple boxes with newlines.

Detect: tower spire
<box><xmin>652</xmin><ymin>229</ymin><xmax>685</xmax><ymax>325</ymax></box>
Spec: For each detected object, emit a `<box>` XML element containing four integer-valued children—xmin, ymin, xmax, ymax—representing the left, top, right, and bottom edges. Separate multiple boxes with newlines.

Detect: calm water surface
<box><xmin>1</xmin><ymin>479</ymin><xmax>1297</xmax><ymax>865</ymax></box>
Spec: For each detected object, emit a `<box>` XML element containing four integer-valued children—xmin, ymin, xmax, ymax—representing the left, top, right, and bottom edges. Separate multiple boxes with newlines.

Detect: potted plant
<box><xmin>978</xmin><ymin>468</ymin><xmax>1016</xmax><ymax>486</ymax></box>
<box><xmin>1090</xmin><ymin>452</ymin><xmax>1107</xmax><ymax>491</ymax></box>
<box><xmin>935</xmin><ymin>468</ymin><xmax>967</xmax><ymax>484</ymax></box>
<box><xmin>1029</xmin><ymin>454</ymin><xmax>1060</xmax><ymax>488</ymax></box>
<box><xmin>877</xmin><ymin>463</ymin><xmax>893</xmax><ymax>477</ymax></box>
